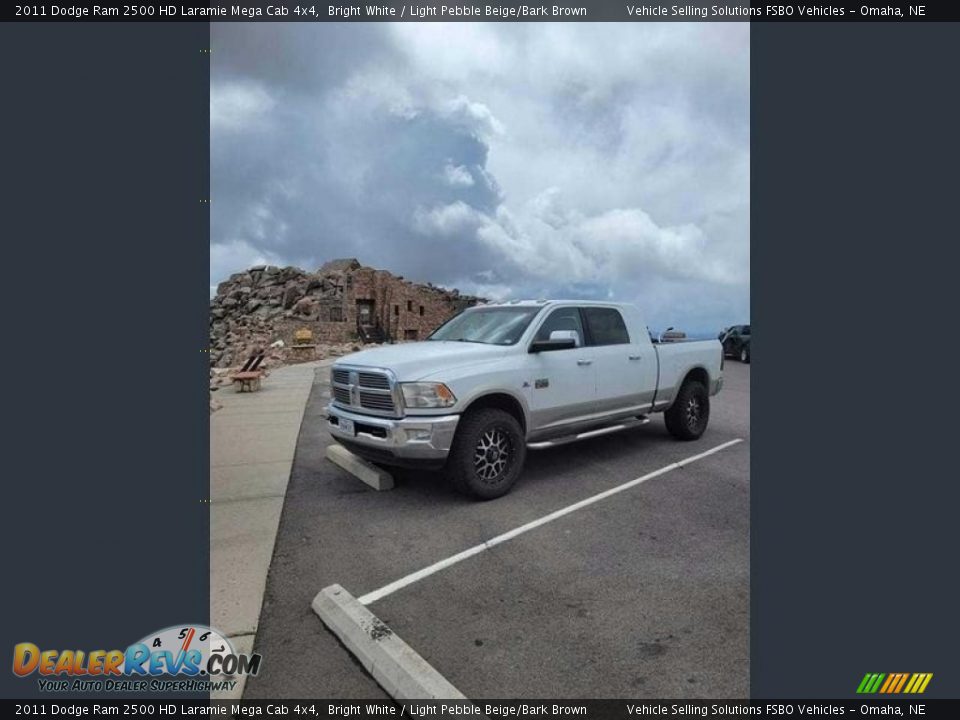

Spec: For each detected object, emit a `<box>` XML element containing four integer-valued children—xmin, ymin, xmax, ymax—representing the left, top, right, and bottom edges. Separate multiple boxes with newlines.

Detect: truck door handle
<box><xmin>577</xmin><ymin>359</ymin><xmax>593</xmax><ymax>366</ymax></box>
<box><xmin>628</xmin><ymin>355</ymin><xmax>641</xmax><ymax>361</ymax></box>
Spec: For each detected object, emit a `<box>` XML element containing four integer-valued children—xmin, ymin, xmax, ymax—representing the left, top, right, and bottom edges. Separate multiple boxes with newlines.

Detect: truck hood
<box><xmin>333</xmin><ymin>341</ymin><xmax>508</xmax><ymax>381</ymax></box>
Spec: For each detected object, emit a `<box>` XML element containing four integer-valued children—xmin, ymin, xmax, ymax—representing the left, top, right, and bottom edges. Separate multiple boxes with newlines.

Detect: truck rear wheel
<box><xmin>664</xmin><ymin>379</ymin><xmax>710</xmax><ymax>440</ymax></box>
<box><xmin>445</xmin><ymin>408</ymin><xmax>526</xmax><ymax>500</ymax></box>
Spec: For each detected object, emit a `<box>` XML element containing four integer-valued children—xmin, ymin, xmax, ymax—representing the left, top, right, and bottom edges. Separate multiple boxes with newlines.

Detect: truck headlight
<box><xmin>401</xmin><ymin>382</ymin><xmax>457</xmax><ymax>409</ymax></box>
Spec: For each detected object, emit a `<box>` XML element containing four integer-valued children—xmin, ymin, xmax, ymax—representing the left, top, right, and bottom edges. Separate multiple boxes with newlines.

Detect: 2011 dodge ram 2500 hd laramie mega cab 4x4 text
<box><xmin>327</xmin><ymin>301</ymin><xmax>723</xmax><ymax>499</ymax></box>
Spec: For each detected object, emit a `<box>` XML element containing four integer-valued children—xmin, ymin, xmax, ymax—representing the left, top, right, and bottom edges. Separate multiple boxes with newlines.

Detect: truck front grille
<box><xmin>358</xmin><ymin>372</ymin><xmax>391</xmax><ymax>390</ymax></box>
<box><xmin>330</xmin><ymin>366</ymin><xmax>399</xmax><ymax>417</ymax></box>
<box><xmin>359</xmin><ymin>391</ymin><xmax>395</xmax><ymax>411</ymax></box>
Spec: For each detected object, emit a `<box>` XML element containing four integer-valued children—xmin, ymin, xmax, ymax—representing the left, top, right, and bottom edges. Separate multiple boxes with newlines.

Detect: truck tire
<box><xmin>739</xmin><ymin>346</ymin><xmax>750</xmax><ymax>364</ymax></box>
<box><xmin>445</xmin><ymin>408</ymin><xmax>526</xmax><ymax>500</ymax></box>
<box><xmin>664</xmin><ymin>379</ymin><xmax>710</xmax><ymax>441</ymax></box>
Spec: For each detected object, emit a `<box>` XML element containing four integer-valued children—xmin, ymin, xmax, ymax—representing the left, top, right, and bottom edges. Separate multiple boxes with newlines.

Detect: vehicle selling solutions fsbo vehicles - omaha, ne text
<box><xmin>327</xmin><ymin>301</ymin><xmax>724</xmax><ymax>499</ymax></box>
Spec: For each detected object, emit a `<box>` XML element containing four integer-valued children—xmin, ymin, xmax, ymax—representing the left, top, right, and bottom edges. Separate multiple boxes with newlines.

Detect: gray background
<box><xmin>0</xmin><ymin>23</ymin><xmax>210</xmax><ymax>698</ymax></box>
<box><xmin>751</xmin><ymin>22</ymin><xmax>960</xmax><ymax>697</ymax></box>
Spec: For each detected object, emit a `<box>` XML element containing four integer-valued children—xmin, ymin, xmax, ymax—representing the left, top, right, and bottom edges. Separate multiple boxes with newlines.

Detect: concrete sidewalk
<box><xmin>210</xmin><ymin>359</ymin><xmax>331</xmax><ymax>699</ymax></box>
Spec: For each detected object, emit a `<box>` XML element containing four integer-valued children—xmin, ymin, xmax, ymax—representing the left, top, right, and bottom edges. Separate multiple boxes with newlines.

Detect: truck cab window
<box><xmin>583</xmin><ymin>307</ymin><xmax>630</xmax><ymax>345</ymax></box>
<box><xmin>534</xmin><ymin>308</ymin><xmax>584</xmax><ymax>348</ymax></box>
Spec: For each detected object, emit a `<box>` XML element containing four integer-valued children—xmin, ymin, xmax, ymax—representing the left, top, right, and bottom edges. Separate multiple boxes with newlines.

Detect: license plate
<box><xmin>338</xmin><ymin>417</ymin><xmax>355</xmax><ymax>436</ymax></box>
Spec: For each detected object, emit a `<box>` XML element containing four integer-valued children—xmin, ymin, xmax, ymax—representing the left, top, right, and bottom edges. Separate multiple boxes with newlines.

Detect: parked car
<box><xmin>721</xmin><ymin>324</ymin><xmax>750</xmax><ymax>363</ymax></box>
<box><xmin>326</xmin><ymin>301</ymin><xmax>724</xmax><ymax>499</ymax></box>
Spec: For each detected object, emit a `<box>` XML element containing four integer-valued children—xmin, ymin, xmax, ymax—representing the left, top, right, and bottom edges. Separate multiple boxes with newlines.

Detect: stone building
<box><xmin>311</xmin><ymin>258</ymin><xmax>478</xmax><ymax>343</ymax></box>
<box><xmin>209</xmin><ymin>259</ymin><xmax>481</xmax><ymax>367</ymax></box>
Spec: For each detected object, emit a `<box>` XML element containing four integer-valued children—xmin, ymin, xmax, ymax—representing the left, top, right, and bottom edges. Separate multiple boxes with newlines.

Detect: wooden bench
<box><xmin>232</xmin><ymin>353</ymin><xmax>265</xmax><ymax>392</ymax></box>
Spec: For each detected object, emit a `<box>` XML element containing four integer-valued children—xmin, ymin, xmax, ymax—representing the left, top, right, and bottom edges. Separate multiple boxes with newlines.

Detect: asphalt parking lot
<box><xmin>245</xmin><ymin>361</ymin><xmax>750</xmax><ymax>699</ymax></box>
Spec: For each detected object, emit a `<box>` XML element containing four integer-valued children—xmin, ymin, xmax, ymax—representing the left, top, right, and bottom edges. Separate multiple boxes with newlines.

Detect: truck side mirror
<box><xmin>529</xmin><ymin>330</ymin><xmax>578</xmax><ymax>353</ymax></box>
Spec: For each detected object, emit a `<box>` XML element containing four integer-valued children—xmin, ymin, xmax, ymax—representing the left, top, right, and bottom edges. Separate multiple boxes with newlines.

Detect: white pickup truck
<box><xmin>327</xmin><ymin>301</ymin><xmax>723</xmax><ymax>499</ymax></box>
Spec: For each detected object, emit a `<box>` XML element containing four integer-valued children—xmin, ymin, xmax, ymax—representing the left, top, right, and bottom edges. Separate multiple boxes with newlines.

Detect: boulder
<box><xmin>292</xmin><ymin>297</ymin><xmax>316</xmax><ymax>316</ymax></box>
<box><xmin>282</xmin><ymin>284</ymin><xmax>303</xmax><ymax>309</ymax></box>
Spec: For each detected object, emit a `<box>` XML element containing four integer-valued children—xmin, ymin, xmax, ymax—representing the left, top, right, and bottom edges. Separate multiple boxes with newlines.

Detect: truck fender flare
<box><xmin>661</xmin><ymin>365</ymin><xmax>712</xmax><ymax>409</ymax></box>
<box><xmin>459</xmin><ymin>389</ymin><xmax>530</xmax><ymax>435</ymax></box>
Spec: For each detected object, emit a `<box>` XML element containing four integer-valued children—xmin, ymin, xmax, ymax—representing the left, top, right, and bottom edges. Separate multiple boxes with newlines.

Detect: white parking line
<box><xmin>358</xmin><ymin>437</ymin><xmax>744</xmax><ymax>606</ymax></box>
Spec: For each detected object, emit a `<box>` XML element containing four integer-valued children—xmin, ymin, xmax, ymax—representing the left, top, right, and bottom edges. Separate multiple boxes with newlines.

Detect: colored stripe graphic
<box><xmin>859</xmin><ymin>672</ymin><xmax>932</xmax><ymax>694</ymax></box>
<box><xmin>857</xmin><ymin>673</ymin><xmax>883</xmax><ymax>694</ymax></box>
<box><xmin>881</xmin><ymin>673</ymin><xmax>904</xmax><ymax>693</ymax></box>
<box><xmin>893</xmin><ymin>673</ymin><xmax>910</xmax><ymax>693</ymax></box>
<box><xmin>905</xmin><ymin>673</ymin><xmax>934</xmax><ymax>693</ymax></box>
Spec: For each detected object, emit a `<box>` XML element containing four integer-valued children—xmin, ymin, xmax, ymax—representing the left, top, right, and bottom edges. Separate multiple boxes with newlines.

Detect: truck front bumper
<box><xmin>326</xmin><ymin>403</ymin><xmax>459</xmax><ymax>469</ymax></box>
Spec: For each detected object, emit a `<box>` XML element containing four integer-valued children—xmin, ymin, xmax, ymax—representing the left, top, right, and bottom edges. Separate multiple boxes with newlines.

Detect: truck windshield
<box><xmin>428</xmin><ymin>306</ymin><xmax>541</xmax><ymax>345</ymax></box>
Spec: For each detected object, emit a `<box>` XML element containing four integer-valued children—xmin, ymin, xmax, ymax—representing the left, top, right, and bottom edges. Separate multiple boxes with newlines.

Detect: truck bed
<box><xmin>653</xmin><ymin>338</ymin><xmax>724</xmax><ymax>406</ymax></box>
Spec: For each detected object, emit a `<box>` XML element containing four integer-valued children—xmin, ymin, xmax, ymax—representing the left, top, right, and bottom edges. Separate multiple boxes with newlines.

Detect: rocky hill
<box><xmin>209</xmin><ymin>259</ymin><xmax>481</xmax><ymax>371</ymax></box>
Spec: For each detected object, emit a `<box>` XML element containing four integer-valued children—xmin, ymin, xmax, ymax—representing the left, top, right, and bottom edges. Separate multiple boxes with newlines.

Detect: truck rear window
<box><xmin>583</xmin><ymin>307</ymin><xmax>630</xmax><ymax>345</ymax></box>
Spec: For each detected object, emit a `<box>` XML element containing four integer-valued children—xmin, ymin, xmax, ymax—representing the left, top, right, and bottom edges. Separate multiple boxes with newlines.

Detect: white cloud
<box><xmin>416</xmin><ymin>192</ymin><xmax>739</xmax><ymax>294</ymax></box>
<box><xmin>211</xmin><ymin>23</ymin><xmax>750</xmax><ymax>332</ymax></box>
<box><xmin>413</xmin><ymin>201</ymin><xmax>485</xmax><ymax>236</ymax></box>
<box><xmin>454</xmin><ymin>282</ymin><xmax>515</xmax><ymax>302</ymax></box>
<box><xmin>210</xmin><ymin>239</ymin><xmax>283</xmax><ymax>292</ymax></box>
<box><xmin>440</xmin><ymin>95</ymin><xmax>506</xmax><ymax>138</ymax></box>
<box><xmin>442</xmin><ymin>162</ymin><xmax>475</xmax><ymax>188</ymax></box>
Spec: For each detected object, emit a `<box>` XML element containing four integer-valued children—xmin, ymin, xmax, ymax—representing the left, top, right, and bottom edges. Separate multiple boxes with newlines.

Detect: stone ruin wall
<box><xmin>209</xmin><ymin>259</ymin><xmax>481</xmax><ymax>368</ymax></box>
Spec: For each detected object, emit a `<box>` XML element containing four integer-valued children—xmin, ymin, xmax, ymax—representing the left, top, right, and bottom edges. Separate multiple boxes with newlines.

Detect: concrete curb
<box><xmin>211</xmin><ymin>360</ymin><xmax>329</xmax><ymax>701</ymax></box>
<box><xmin>312</xmin><ymin>584</ymin><xmax>466</xmax><ymax>700</ymax></box>
<box><xmin>326</xmin><ymin>444</ymin><xmax>394</xmax><ymax>491</ymax></box>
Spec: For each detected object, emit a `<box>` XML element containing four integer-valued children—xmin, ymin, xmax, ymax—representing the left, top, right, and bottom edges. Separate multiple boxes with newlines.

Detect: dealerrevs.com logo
<box><xmin>12</xmin><ymin>625</ymin><xmax>262</xmax><ymax>693</ymax></box>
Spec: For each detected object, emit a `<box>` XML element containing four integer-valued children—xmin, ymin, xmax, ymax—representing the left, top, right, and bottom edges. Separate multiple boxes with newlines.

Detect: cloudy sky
<box><xmin>211</xmin><ymin>23</ymin><xmax>749</xmax><ymax>334</ymax></box>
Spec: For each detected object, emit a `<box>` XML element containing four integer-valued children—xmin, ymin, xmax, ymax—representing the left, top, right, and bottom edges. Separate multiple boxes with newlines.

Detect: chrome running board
<box><xmin>527</xmin><ymin>416</ymin><xmax>650</xmax><ymax>450</ymax></box>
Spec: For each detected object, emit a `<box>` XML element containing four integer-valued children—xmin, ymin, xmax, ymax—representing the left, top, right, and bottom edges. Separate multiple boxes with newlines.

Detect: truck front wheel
<box><xmin>664</xmin><ymin>380</ymin><xmax>710</xmax><ymax>440</ymax></box>
<box><xmin>445</xmin><ymin>408</ymin><xmax>526</xmax><ymax>500</ymax></box>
